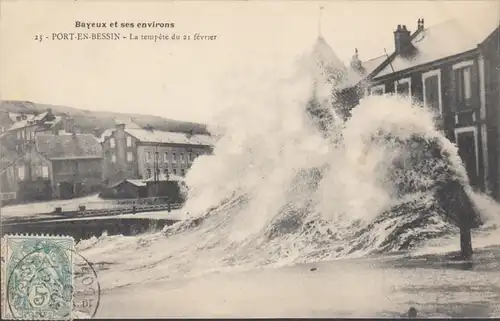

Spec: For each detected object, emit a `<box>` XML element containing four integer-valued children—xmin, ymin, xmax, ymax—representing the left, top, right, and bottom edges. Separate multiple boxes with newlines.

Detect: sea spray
<box><xmin>157</xmin><ymin>62</ymin><xmax>491</xmax><ymax>269</ymax></box>
<box><xmin>76</xmin><ymin>43</ymin><xmax>499</xmax><ymax>279</ymax></box>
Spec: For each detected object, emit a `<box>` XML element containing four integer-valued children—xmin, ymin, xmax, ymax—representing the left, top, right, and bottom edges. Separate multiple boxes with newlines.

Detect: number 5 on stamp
<box><xmin>2</xmin><ymin>235</ymin><xmax>75</xmax><ymax>320</ymax></box>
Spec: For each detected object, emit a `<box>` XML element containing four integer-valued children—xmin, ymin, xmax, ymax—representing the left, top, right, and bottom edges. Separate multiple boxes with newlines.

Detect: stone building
<box><xmin>101</xmin><ymin>123</ymin><xmax>213</xmax><ymax>185</ymax></box>
<box><xmin>2</xmin><ymin>132</ymin><xmax>103</xmax><ymax>200</ymax></box>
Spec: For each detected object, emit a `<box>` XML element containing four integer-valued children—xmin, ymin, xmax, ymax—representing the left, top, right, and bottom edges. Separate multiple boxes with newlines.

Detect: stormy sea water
<box><xmin>73</xmin><ymin>51</ymin><xmax>500</xmax><ymax>317</ymax></box>
<box><xmin>6</xmin><ymin>46</ymin><xmax>500</xmax><ymax>318</ymax></box>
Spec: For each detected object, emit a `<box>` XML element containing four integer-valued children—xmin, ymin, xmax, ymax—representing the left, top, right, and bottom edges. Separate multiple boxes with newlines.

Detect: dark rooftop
<box><xmin>35</xmin><ymin>133</ymin><xmax>103</xmax><ymax>160</ymax></box>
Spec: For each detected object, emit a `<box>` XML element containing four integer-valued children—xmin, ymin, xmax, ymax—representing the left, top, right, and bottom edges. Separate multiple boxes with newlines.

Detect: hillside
<box><xmin>0</xmin><ymin>100</ymin><xmax>209</xmax><ymax>136</ymax></box>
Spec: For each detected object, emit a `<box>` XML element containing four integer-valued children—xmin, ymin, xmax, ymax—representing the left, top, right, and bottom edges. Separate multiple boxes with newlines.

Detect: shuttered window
<box><xmin>424</xmin><ymin>74</ymin><xmax>440</xmax><ymax>112</ymax></box>
<box><xmin>452</xmin><ymin>61</ymin><xmax>479</xmax><ymax>112</ymax></box>
<box><xmin>456</xmin><ymin>67</ymin><xmax>472</xmax><ymax>110</ymax></box>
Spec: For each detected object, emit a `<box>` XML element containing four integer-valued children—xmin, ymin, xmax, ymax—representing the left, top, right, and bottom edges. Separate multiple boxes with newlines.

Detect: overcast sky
<box><xmin>1</xmin><ymin>0</ymin><xmax>498</xmax><ymax>124</ymax></box>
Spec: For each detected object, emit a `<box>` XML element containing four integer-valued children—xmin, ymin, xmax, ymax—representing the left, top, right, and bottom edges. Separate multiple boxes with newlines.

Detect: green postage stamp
<box><xmin>2</xmin><ymin>234</ymin><xmax>75</xmax><ymax>320</ymax></box>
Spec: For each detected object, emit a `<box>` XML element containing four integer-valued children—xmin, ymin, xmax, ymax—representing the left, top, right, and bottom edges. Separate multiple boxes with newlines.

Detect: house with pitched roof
<box><xmin>101</xmin><ymin>123</ymin><xmax>214</xmax><ymax>185</ymax></box>
<box><xmin>364</xmin><ymin>18</ymin><xmax>500</xmax><ymax>200</ymax></box>
<box><xmin>2</xmin><ymin>132</ymin><xmax>103</xmax><ymax>200</ymax></box>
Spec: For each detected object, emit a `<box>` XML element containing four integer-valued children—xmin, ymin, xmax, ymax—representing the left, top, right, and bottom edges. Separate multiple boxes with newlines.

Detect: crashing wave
<box><xmin>151</xmin><ymin>39</ymin><xmax>499</xmax><ymax>269</ymax></box>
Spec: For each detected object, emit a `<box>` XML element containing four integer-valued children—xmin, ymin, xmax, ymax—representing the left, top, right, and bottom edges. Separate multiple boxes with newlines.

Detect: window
<box><xmin>172</xmin><ymin>153</ymin><xmax>177</xmax><ymax>163</ymax></box>
<box><xmin>164</xmin><ymin>168</ymin><xmax>169</xmax><ymax>176</ymax></box>
<box><xmin>370</xmin><ymin>84</ymin><xmax>385</xmax><ymax>96</ymax></box>
<box><xmin>110</xmin><ymin>138</ymin><xmax>116</xmax><ymax>148</ymax></box>
<box><xmin>453</xmin><ymin>60</ymin><xmax>474</xmax><ymax>112</ymax></box>
<box><xmin>21</xmin><ymin>131</ymin><xmax>25</xmax><ymax>139</ymax></box>
<box><xmin>146</xmin><ymin>151</ymin><xmax>153</xmax><ymax>163</ymax></box>
<box><xmin>180</xmin><ymin>153</ymin><xmax>184</xmax><ymax>163</ymax></box>
<box><xmin>42</xmin><ymin>165</ymin><xmax>49</xmax><ymax>179</ymax></box>
<box><xmin>173</xmin><ymin>169</ymin><xmax>177</xmax><ymax>175</ymax></box>
<box><xmin>127</xmin><ymin>152</ymin><xmax>134</xmax><ymax>162</ymax></box>
<box><xmin>164</xmin><ymin>152</ymin><xmax>169</xmax><ymax>163</ymax></box>
<box><xmin>181</xmin><ymin>169</ymin><xmax>185</xmax><ymax>176</ymax></box>
<box><xmin>188</xmin><ymin>153</ymin><xmax>193</xmax><ymax>162</ymax></box>
<box><xmin>17</xmin><ymin>166</ymin><xmax>25</xmax><ymax>180</ymax></box>
<box><xmin>126</xmin><ymin>136</ymin><xmax>132</xmax><ymax>147</ymax></box>
<box><xmin>146</xmin><ymin>168</ymin><xmax>151</xmax><ymax>178</ymax></box>
<box><xmin>454</xmin><ymin>126</ymin><xmax>479</xmax><ymax>188</ymax></box>
<box><xmin>111</xmin><ymin>154</ymin><xmax>116</xmax><ymax>163</ymax></box>
<box><xmin>394</xmin><ymin>77</ymin><xmax>411</xmax><ymax>98</ymax></box>
<box><xmin>422</xmin><ymin>69</ymin><xmax>442</xmax><ymax>114</ymax></box>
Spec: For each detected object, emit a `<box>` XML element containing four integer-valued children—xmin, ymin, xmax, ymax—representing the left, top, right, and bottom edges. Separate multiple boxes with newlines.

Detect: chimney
<box><xmin>62</xmin><ymin>114</ymin><xmax>75</xmax><ymax>134</ymax></box>
<box><xmin>116</xmin><ymin>123</ymin><xmax>126</xmax><ymax>131</ymax></box>
<box><xmin>349</xmin><ymin>48</ymin><xmax>365</xmax><ymax>75</ymax></box>
<box><xmin>417</xmin><ymin>18</ymin><xmax>425</xmax><ymax>31</ymax></box>
<box><xmin>394</xmin><ymin>24</ymin><xmax>414</xmax><ymax>57</ymax></box>
<box><xmin>46</xmin><ymin>108</ymin><xmax>55</xmax><ymax>121</ymax></box>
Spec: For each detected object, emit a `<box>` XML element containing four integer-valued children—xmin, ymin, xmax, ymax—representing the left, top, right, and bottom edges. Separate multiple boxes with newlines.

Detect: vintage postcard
<box><xmin>1</xmin><ymin>0</ymin><xmax>499</xmax><ymax>318</ymax></box>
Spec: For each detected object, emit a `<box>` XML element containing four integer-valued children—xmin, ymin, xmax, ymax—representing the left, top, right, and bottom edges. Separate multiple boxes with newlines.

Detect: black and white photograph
<box><xmin>1</xmin><ymin>0</ymin><xmax>500</xmax><ymax>318</ymax></box>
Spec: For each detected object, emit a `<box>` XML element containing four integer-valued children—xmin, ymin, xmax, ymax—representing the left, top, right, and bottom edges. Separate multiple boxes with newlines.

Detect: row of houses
<box><xmin>0</xmin><ymin>109</ymin><xmax>213</xmax><ymax>202</ymax></box>
<box><xmin>330</xmin><ymin>17</ymin><xmax>500</xmax><ymax>201</ymax></box>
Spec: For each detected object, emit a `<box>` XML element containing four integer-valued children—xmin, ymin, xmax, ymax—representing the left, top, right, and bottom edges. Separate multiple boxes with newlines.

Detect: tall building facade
<box><xmin>101</xmin><ymin>124</ymin><xmax>213</xmax><ymax>185</ymax></box>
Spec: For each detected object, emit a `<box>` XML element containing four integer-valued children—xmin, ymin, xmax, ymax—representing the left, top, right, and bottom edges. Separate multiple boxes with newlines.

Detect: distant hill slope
<box><xmin>0</xmin><ymin>100</ymin><xmax>209</xmax><ymax>136</ymax></box>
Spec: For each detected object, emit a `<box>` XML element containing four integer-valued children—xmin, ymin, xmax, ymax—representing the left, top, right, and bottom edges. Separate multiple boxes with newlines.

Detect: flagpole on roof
<box><xmin>318</xmin><ymin>6</ymin><xmax>324</xmax><ymax>38</ymax></box>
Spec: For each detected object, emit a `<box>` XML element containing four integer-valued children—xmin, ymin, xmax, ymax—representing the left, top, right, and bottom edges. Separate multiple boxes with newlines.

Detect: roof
<box><xmin>110</xmin><ymin>175</ymin><xmax>184</xmax><ymax>188</ymax></box>
<box><xmin>363</xmin><ymin>55</ymin><xmax>388</xmax><ymax>76</ymax></box>
<box><xmin>125</xmin><ymin>129</ymin><xmax>213</xmax><ymax>146</ymax></box>
<box><xmin>374</xmin><ymin>18</ymin><xmax>499</xmax><ymax>79</ymax></box>
<box><xmin>35</xmin><ymin>133</ymin><xmax>103</xmax><ymax>160</ymax></box>
<box><xmin>335</xmin><ymin>55</ymin><xmax>388</xmax><ymax>91</ymax></box>
<box><xmin>8</xmin><ymin>112</ymin><xmax>22</xmax><ymax>122</ymax></box>
<box><xmin>98</xmin><ymin>128</ymin><xmax>114</xmax><ymax>143</ymax></box>
<box><xmin>32</xmin><ymin>111</ymin><xmax>48</xmax><ymax>122</ymax></box>
<box><xmin>7</xmin><ymin>114</ymin><xmax>36</xmax><ymax>131</ymax></box>
<box><xmin>99</xmin><ymin>127</ymin><xmax>213</xmax><ymax>146</ymax></box>
<box><xmin>3</xmin><ymin>111</ymin><xmax>60</xmax><ymax>133</ymax></box>
<box><xmin>110</xmin><ymin>179</ymin><xmax>147</xmax><ymax>188</ymax></box>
